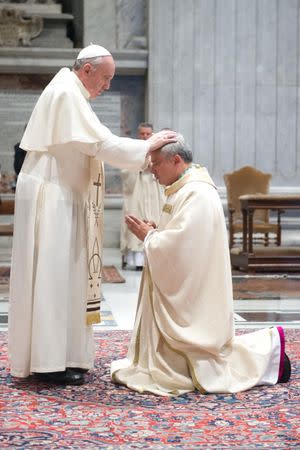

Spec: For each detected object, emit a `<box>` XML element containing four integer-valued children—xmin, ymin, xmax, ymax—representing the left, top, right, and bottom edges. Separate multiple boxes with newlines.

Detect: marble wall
<box><xmin>82</xmin><ymin>0</ymin><xmax>146</xmax><ymax>50</ymax></box>
<box><xmin>148</xmin><ymin>0</ymin><xmax>300</xmax><ymax>189</ymax></box>
<box><xmin>2</xmin><ymin>0</ymin><xmax>298</xmax><ymax>191</ymax></box>
<box><xmin>0</xmin><ymin>74</ymin><xmax>51</xmax><ymax>174</ymax></box>
<box><xmin>0</xmin><ymin>73</ymin><xmax>145</xmax><ymax>194</ymax></box>
<box><xmin>104</xmin><ymin>74</ymin><xmax>146</xmax><ymax>194</ymax></box>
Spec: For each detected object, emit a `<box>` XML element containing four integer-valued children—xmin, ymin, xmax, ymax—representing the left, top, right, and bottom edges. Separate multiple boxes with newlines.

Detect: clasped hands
<box><xmin>125</xmin><ymin>215</ymin><xmax>156</xmax><ymax>241</ymax></box>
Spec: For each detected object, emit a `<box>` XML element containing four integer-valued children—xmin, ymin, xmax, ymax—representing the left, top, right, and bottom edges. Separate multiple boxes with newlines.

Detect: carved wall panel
<box><xmin>0</xmin><ymin>7</ymin><xmax>43</xmax><ymax>46</ymax></box>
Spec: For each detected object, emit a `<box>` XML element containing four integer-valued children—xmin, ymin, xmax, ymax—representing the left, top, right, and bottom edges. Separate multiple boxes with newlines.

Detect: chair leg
<box><xmin>229</xmin><ymin>233</ymin><xmax>233</xmax><ymax>249</ymax></box>
<box><xmin>228</xmin><ymin>210</ymin><xmax>234</xmax><ymax>249</ymax></box>
<box><xmin>264</xmin><ymin>233</ymin><xmax>269</xmax><ymax>247</ymax></box>
<box><xmin>277</xmin><ymin>232</ymin><xmax>281</xmax><ymax>246</ymax></box>
<box><xmin>277</xmin><ymin>210</ymin><xmax>282</xmax><ymax>246</ymax></box>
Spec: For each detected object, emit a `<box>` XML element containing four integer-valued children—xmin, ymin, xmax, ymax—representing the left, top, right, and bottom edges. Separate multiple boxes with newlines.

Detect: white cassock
<box><xmin>120</xmin><ymin>169</ymin><xmax>165</xmax><ymax>266</ymax></box>
<box><xmin>8</xmin><ymin>68</ymin><xmax>149</xmax><ymax>378</ymax></box>
<box><xmin>111</xmin><ymin>166</ymin><xmax>284</xmax><ymax>396</ymax></box>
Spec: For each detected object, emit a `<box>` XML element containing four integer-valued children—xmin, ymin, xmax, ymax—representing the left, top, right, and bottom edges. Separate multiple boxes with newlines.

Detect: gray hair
<box><xmin>138</xmin><ymin>122</ymin><xmax>153</xmax><ymax>130</ymax></box>
<box><xmin>73</xmin><ymin>56</ymin><xmax>104</xmax><ymax>71</ymax></box>
<box><xmin>160</xmin><ymin>133</ymin><xmax>193</xmax><ymax>163</ymax></box>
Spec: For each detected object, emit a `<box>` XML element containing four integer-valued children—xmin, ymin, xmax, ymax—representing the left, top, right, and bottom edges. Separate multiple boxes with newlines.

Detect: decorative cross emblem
<box><xmin>93</xmin><ymin>173</ymin><xmax>101</xmax><ymax>206</ymax></box>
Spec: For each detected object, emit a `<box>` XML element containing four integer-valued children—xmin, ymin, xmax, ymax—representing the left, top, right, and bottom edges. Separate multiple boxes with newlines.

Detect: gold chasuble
<box><xmin>86</xmin><ymin>159</ymin><xmax>105</xmax><ymax>325</ymax></box>
<box><xmin>111</xmin><ymin>165</ymin><xmax>283</xmax><ymax>396</ymax></box>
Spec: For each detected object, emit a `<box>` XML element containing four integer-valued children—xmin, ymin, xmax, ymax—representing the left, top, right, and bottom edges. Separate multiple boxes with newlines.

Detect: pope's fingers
<box><xmin>147</xmin><ymin>130</ymin><xmax>177</xmax><ymax>152</ymax></box>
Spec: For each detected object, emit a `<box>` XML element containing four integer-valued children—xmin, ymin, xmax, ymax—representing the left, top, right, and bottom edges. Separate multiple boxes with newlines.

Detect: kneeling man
<box><xmin>111</xmin><ymin>135</ymin><xmax>291</xmax><ymax>396</ymax></box>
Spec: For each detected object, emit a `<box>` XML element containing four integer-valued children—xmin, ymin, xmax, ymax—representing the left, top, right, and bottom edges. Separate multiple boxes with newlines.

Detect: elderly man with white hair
<box><xmin>8</xmin><ymin>44</ymin><xmax>176</xmax><ymax>385</ymax></box>
<box><xmin>111</xmin><ymin>135</ymin><xmax>291</xmax><ymax>396</ymax></box>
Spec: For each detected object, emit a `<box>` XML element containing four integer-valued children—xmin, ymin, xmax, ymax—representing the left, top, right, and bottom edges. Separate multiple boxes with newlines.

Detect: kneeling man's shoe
<box><xmin>278</xmin><ymin>353</ymin><xmax>291</xmax><ymax>383</ymax></box>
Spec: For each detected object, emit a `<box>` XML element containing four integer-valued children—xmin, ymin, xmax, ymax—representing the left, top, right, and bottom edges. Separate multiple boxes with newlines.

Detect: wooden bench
<box><xmin>231</xmin><ymin>246</ymin><xmax>300</xmax><ymax>271</ymax></box>
<box><xmin>230</xmin><ymin>194</ymin><xmax>300</xmax><ymax>271</ymax></box>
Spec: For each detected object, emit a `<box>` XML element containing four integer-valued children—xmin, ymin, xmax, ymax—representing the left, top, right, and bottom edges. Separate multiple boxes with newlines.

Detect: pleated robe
<box><xmin>8</xmin><ymin>68</ymin><xmax>149</xmax><ymax>378</ymax></box>
<box><xmin>120</xmin><ymin>169</ymin><xmax>138</xmax><ymax>258</ymax></box>
<box><xmin>111</xmin><ymin>166</ymin><xmax>282</xmax><ymax>396</ymax></box>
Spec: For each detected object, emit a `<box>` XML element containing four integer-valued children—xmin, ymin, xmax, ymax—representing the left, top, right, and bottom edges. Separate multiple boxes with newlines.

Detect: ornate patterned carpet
<box><xmin>0</xmin><ymin>330</ymin><xmax>299</xmax><ymax>449</ymax></box>
<box><xmin>0</xmin><ymin>265</ymin><xmax>125</xmax><ymax>284</ymax></box>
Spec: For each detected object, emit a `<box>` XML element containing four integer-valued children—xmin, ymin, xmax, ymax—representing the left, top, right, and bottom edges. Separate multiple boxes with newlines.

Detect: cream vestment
<box><xmin>111</xmin><ymin>166</ymin><xmax>283</xmax><ymax>396</ymax></box>
<box><xmin>9</xmin><ymin>68</ymin><xmax>149</xmax><ymax>377</ymax></box>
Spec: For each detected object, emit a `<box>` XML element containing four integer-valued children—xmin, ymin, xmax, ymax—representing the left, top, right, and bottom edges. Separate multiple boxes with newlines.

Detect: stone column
<box><xmin>82</xmin><ymin>0</ymin><xmax>117</xmax><ymax>48</ymax></box>
<box><xmin>82</xmin><ymin>0</ymin><xmax>146</xmax><ymax>50</ymax></box>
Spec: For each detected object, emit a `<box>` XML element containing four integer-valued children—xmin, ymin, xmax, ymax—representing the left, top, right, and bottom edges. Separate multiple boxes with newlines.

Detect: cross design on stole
<box><xmin>93</xmin><ymin>173</ymin><xmax>101</xmax><ymax>206</ymax></box>
<box><xmin>92</xmin><ymin>173</ymin><xmax>102</xmax><ymax>226</ymax></box>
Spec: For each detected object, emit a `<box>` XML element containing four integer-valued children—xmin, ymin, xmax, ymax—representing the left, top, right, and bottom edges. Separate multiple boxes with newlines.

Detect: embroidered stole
<box><xmin>86</xmin><ymin>158</ymin><xmax>104</xmax><ymax>325</ymax></box>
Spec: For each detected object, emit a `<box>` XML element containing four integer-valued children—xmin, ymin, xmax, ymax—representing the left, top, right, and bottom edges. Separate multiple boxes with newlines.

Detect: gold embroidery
<box><xmin>146</xmin><ymin>266</ymin><xmax>207</xmax><ymax>395</ymax></box>
<box><xmin>165</xmin><ymin>166</ymin><xmax>216</xmax><ymax>197</ymax></box>
<box><xmin>163</xmin><ymin>203</ymin><xmax>173</xmax><ymax>214</ymax></box>
<box><xmin>133</xmin><ymin>269</ymin><xmax>146</xmax><ymax>365</ymax></box>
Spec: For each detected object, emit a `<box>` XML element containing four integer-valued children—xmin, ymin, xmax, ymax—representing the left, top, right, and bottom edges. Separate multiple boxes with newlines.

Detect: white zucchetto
<box><xmin>76</xmin><ymin>44</ymin><xmax>111</xmax><ymax>60</ymax></box>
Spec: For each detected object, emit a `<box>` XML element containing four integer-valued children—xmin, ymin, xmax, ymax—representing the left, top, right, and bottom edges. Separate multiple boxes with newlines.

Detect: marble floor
<box><xmin>0</xmin><ymin>241</ymin><xmax>300</xmax><ymax>331</ymax></box>
<box><xmin>100</xmin><ymin>248</ymin><xmax>300</xmax><ymax>331</ymax></box>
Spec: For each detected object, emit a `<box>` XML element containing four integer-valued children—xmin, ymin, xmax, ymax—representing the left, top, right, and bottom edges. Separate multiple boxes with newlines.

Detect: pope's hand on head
<box><xmin>147</xmin><ymin>130</ymin><xmax>177</xmax><ymax>152</ymax></box>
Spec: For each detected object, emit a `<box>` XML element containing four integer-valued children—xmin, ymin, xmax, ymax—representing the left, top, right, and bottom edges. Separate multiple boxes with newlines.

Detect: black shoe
<box><xmin>135</xmin><ymin>266</ymin><xmax>143</xmax><ymax>271</ymax></box>
<box><xmin>278</xmin><ymin>353</ymin><xmax>291</xmax><ymax>383</ymax></box>
<box><xmin>34</xmin><ymin>371</ymin><xmax>62</xmax><ymax>383</ymax></box>
<box><xmin>68</xmin><ymin>367</ymin><xmax>89</xmax><ymax>374</ymax></box>
<box><xmin>34</xmin><ymin>369</ymin><xmax>85</xmax><ymax>385</ymax></box>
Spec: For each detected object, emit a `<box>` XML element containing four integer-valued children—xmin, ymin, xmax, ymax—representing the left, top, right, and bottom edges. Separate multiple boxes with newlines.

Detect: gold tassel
<box><xmin>86</xmin><ymin>312</ymin><xmax>101</xmax><ymax>326</ymax></box>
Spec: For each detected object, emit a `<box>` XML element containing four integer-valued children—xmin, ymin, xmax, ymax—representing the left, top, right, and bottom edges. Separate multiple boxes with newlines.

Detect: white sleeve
<box><xmin>95</xmin><ymin>134</ymin><xmax>150</xmax><ymax>170</ymax></box>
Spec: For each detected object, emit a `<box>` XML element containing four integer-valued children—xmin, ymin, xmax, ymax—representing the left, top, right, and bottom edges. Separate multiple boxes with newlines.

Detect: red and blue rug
<box><xmin>0</xmin><ymin>330</ymin><xmax>299</xmax><ymax>449</ymax></box>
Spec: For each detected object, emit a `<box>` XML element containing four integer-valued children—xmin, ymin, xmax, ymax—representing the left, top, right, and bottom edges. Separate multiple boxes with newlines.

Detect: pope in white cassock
<box><xmin>8</xmin><ymin>44</ymin><xmax>177</xmax><ymax>385</ymax></box>
<box><xmin>111</xmin><ymin>135</ymin><xmax>291</xmax><ymax>396</ymax></box>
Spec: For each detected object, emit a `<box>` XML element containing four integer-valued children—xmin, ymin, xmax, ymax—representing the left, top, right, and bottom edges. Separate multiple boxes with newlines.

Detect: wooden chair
<box><xmin>0</xmin><ymin>198</ymin><xmax>14</xmax><ymax>236</ymax></box>
<box><xmin>223</xmin><ymin>166</ymin><xmax>281</xmax><ymax>249</ymax></box>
